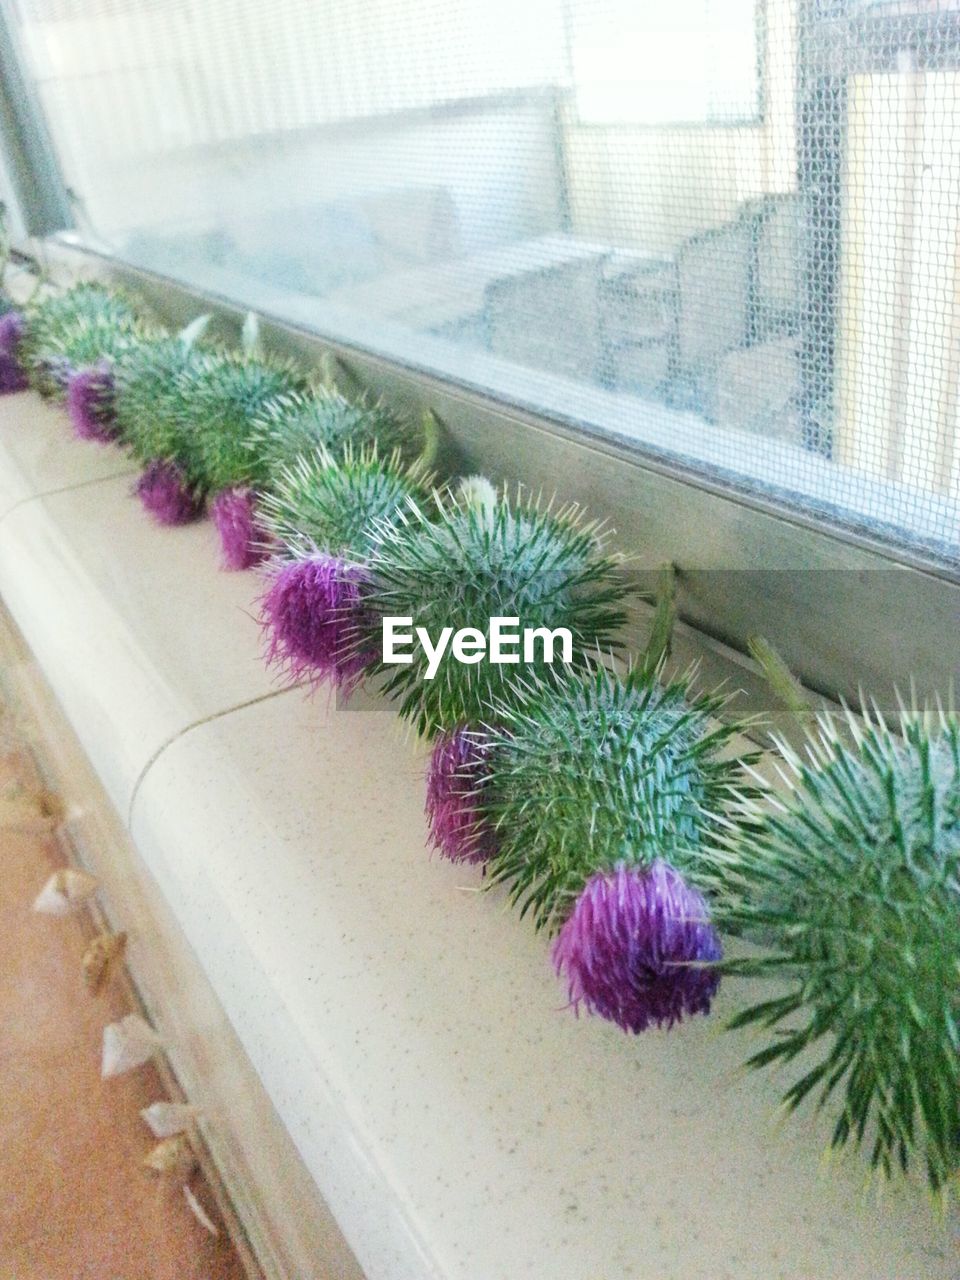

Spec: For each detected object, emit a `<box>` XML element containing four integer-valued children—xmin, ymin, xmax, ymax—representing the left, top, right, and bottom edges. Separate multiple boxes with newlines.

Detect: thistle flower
<box><xmin>136</xmin><ymin>460</ymin><xmax>203</xmax><ymax>526</ymax></box>
<box><xmin>247</xmin><ymin>387</ymin><xmax>435</xmax><ymax>473</ymax></box>
<box><xmin>257</xmin><ymin>443</ymin><xmax>429</xmax><ymax>562</ymax></box>
<box><xmin>553</xmin><ymin>861</ymin><xmax>722</xmax><ymax>1034</ymax></box>
<box><xmin>113</xmin><ymin>336</ymin><xmax>209</xmax><ymax>486</ymax></box>
<box><xmin>178</xmin><ymin>350</ymin><xmax>304</xmax><ymax>494</ymax></box>
<box><xmin>0</xmin><ymin>310</ymin><xmax>27</xmax><ymax>393</ymax></box>
<box><xmin>35</xmin><ymin>314</ymin><xmax>146</xmax><ymax>396</ymax></box>
<box><xmin>257</xmin><ymin>446</ymin><xmax>427</xmax><ymax>687</ymax></box>
<box><xmin>425</xmin><ymin>727</ymin><xmax>495</xmax><ymax>863</ymax></box>
<box><xmin>481</xmin><ymin>666</ymin><xmax>751</xmax><ymax>933</ymax></box>
<box><xmin>361</xmin><ymin>489</ymin><xmax>628</xmax><ymax>738</ymax></box>
<box><xmin>66</xmin><ymin>361</ymin><xmax>117</xmax><ymax>442</ymax></box>
<box><xmin>711</xmin><ymin>702</ymin><xmax>960</xmax><ymax>1194</ymax></box>
<box><xmin>211</xmin><ymin>486</ymin><xmax>269</xmax><ymax>571</ymax></box>
<box><xmin>21</xmin><ymin>285</ymin><xmax>143</xmax><ymax>399</ymax></box>
<box><xmin>259</xmin><ymin>553</ymin><xmax>373</xmax><ymax>690</ymax></box>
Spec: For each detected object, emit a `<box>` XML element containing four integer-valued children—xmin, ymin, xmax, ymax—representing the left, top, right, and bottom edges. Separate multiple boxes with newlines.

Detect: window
<box><xmin>571</xmin><ymin>0</ymin><xmax>761</xmax><ymax>126</ymax></box>
<box><xmin>4</xmin><ymin>0</ymin><xmax>960</xmax><ymax>569</ymax></box>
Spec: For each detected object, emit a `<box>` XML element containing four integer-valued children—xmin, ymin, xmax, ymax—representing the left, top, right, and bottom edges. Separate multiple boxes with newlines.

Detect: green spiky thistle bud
<box><xmin>176</xmin><ymin>350</ymin><xmax>305</xmax><ymax>494</ymax></box>
<box><xmin>481</xmin><ymin>665</ymin><xmax>752</xmax><ymax>933</ymax></box>
<box><xmin>247</xmin><ymin>387</ymin><xmax>435</xmax><ymax>475</ymax></box>
<box><xmin>257</xmin><ymin>443</ymin><xmax>431</xmax><ymax>561</ymax></box>
<box><xmin>711</xmin><ymin>702</ymin><xmax>960</xmax><ymax>1195</ymax></box>
<box><xmin>113</xmin><ymin>335</ymin><xmax>209</xmax><ymax>482</ymax></box>
<box><xmin>435</xmin><ymin>665</ymin><xmax>756</xmax><ymax>1036</ymax></box>
<box><xmin>21</xmin><ymin>284</ymin><xmax>143</xmax><ymax>398</ymax></box>
<box><xmin>360</xmin><ymin>487</ymin><xmax>628</xmax><ymax>737</ymax></box>
<box><xmin>257</xmin><ymin>445</ymin><xmax>432</xmax><ymax>691</ymax></box>
<box><xmin>36</xmin><ymin>309</ymin><xmax>152</xmax><ymax>370</ymax></box>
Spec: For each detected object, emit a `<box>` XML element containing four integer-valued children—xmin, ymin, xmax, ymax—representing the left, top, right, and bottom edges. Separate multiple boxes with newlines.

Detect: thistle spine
<box><xmin>710</xmin><ymin>701</ymin><xmax>960</xmax><ymax>1194</ymax></box>
<box><xmin>479</xmin><ymin>665</ymin><xmax>751</xmax><ymax>934</ymax></box>
<box><xmin>361</xmin><ymin>488</ymin><xmax>628</xmax><ymax>738</ymax></box>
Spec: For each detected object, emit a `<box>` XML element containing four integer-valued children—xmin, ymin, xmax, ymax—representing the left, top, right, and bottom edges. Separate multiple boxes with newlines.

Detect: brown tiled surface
<box><xmin>0</xmin><ymin>752</ymin><xmax>248</xmax><ymax>1280</ymax></box>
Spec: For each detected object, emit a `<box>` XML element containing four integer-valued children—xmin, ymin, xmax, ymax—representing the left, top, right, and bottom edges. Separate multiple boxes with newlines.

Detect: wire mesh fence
<box><xmin>7</xmin><ymin>0</ymin><xmax>960</xmax><ymax>563</ymax></box>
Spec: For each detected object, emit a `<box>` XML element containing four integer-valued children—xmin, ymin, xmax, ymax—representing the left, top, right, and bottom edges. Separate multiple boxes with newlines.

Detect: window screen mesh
<box><xmin>8</xmin><ymin>0</ymin><xmax>960</xmax><ymax>563</ymax></box>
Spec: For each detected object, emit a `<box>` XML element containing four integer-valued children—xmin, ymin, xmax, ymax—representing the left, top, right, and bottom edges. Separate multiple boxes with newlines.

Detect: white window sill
<box><xmin>0</xmin><ymin>391</ymin><xmax>949</xmax><ymax>1280</ymax></box>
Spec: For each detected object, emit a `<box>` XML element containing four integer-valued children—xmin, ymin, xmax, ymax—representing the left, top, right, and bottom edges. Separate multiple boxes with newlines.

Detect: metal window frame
<box><xmin>0</xmin><ymin>0</ymin><xmax>72</xmax><ymax>237</ymax></box>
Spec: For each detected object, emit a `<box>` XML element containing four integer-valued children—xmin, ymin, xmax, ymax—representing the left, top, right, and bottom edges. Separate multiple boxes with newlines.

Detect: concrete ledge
<box><xmin>0</xmin><ymin>393</ymin><xmax>280</xmax><ymax>814</ymax></box>
<box><xmin>0</xmin><ymin>389</ymin><xmax>951</xmax><ymax>1279</ymax></box>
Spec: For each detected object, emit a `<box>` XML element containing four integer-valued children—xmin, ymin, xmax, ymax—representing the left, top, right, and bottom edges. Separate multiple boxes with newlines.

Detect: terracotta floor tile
<box><xmin>1</xmin><ymin>1175</ymin><xmax>243</xmax><ymax>1280</ymax></box>
<box><xmin>0</xmin><ymin>752</ymin><xmax>248</xmax><ymax>1279</ymax></box>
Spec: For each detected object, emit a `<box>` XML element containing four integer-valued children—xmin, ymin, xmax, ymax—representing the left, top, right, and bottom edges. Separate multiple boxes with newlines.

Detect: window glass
<box><xmin>8</xmin><ymin>0</ymin><xmax>960</xmax><ymax>566</ymax></box>
<box><xmin>572</xmin><ymin>0</ymin><xmax>760</xmax><ymax>125</ymax></box>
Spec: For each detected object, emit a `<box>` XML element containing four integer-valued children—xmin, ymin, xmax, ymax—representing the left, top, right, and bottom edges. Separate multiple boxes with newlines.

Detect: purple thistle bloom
<box><xmin>0</xmin><ymin>311</ymin><xmax>28</xmax><ymax>393</ymax></box>
<box><xmin>426</xmin><ymin>727</ymin><xmax>495</xmax><ymax>863</ymax></box>
<box><xmin>553</xmin><ymin>861</ymin><xmax>721</xmax><ymax>1035</ymax></box>
<box><xmin>259</xmin><ymin>552</ymin><xmax>374</xmax><ymax>692</ymax></box>
<box><xmin>135</xmin><ymin>460</ymin><xmax>203</xmax><ymax>526</ymax></box>
<box><xmin>211</xmin><ymin>486</ymin><xmax>271</xmax><ymax>571</ymax></box>
<box><xmin>67</xmin><ymin>361</ymin><xmax>117</xmax><ymax>442</ymax></box>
